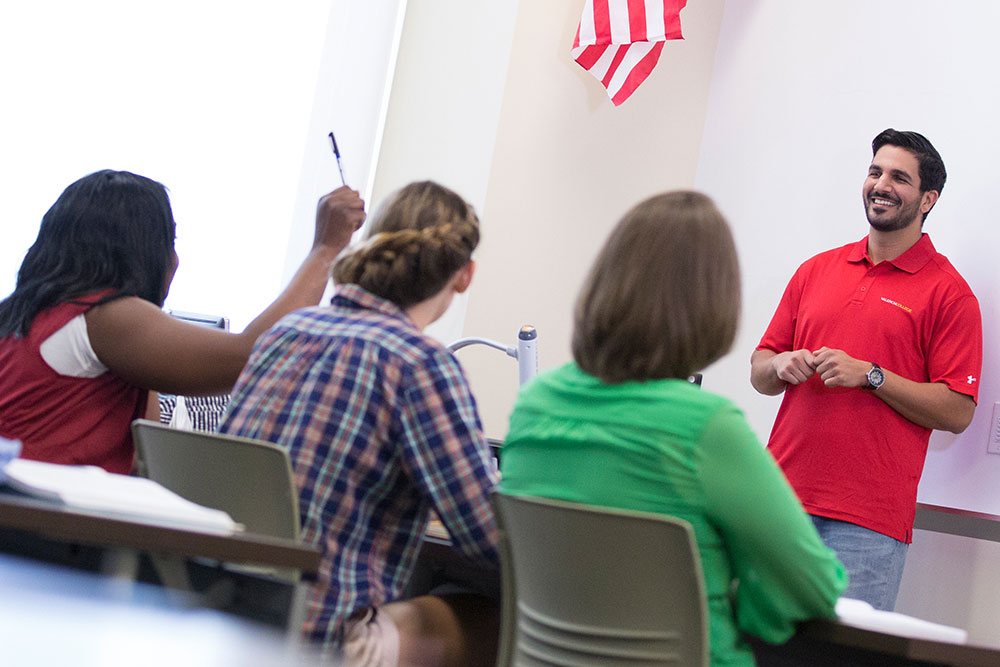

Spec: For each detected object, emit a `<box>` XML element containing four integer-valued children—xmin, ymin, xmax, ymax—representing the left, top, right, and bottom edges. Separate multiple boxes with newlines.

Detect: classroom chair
<box><xmin>132</xmin><ymin>419</ymin><xmax>307</xmax><ymax>632</ymax></box>
<box><xmin>492</xmin><ymin>493</ymin><xmax>708</xmax><ymax>667</ymax></box>
<box><xmin>131</xmin><ymin>419</ymin><xmax>299</xmax><ymax>541</ymax></box>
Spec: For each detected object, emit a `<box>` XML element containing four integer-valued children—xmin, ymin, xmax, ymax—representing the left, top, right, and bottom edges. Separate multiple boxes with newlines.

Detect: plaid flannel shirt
<box><xmin>218</xmin><ymin>284</ymin><xmax>500</xmax><ymax>645</ymax></box>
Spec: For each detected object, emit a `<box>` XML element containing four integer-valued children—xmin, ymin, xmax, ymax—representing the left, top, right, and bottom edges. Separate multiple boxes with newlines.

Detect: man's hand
<box><xmin>811</xmin><ymin>347</ymin><xmax>975</xmax><ymax>432</ymax></box>
<box><xmin>314</xmin><ymin>186</ymin><xmax>366</xmax><ymax>252</ymax></box>
<box><xmin>773</xmin><ymin>349</ymin><xmax>818</xmax><ymax>385</ymax></box>
<box><xmin>754</xmin><ymin>347</ymin><xmax>975</xmax><ymax>433</ymax></box>
<box><xmin>812</xmin><ymin>347</ymin><xmax>871</xmax><ymax>388</ymax></box>
<box><xmin>750</xmin><ymin>348</ymin><xmax>816</xmax><ymax>395</ymax></box>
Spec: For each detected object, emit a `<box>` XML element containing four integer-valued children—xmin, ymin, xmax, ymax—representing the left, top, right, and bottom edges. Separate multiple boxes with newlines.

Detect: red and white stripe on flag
<box><xmin>572</xmin><ymin>0</ymin><xmax>687</xmax><ymax>106</ymax></box>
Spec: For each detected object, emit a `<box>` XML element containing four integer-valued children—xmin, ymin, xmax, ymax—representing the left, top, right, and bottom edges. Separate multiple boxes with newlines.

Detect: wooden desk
<box><xmin>0</xmin><ymin>491</ymin><xmax>320</xmax><ymax>628</ymax></box>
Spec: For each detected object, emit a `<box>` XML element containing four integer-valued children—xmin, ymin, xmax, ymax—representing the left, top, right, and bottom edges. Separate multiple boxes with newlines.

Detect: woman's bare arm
<box><xmin>86</xmin><ymin>186</ymin><xmax>365</xmax><ymax>395</ymax></box>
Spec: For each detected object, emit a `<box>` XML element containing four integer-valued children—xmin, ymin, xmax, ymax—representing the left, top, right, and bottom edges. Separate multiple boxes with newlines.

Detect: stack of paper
<box><xmin>1</xmin><ymin>455</ymin><xmax>240</xmax><ymax>535</ymax></box>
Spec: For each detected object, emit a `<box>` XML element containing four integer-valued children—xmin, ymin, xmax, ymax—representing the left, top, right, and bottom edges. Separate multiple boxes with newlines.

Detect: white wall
<box><xmin>460</xmin><ymin>0</ymin><xmax>728</xmax><ymax>437</ymax></box>
<box><xmin>897</xmin><ymin>529</ymin><xmax>1000</xmax><ymax>642</ymax></box>
<box><xmin>281</xmin><ymin>0</ymin><xmax>408</xmax><ymax>292</ymax></box>
<box><xmin>693</xmin><ymin>1</ymin><xmax>1000</xmax><ymax>639</ymax></box>
<box><xmin>0</xmin><ymin>1</ymin><xmax>405</xmax><ymax>334</ymax></box>
<box><xmin>0</xmin><ymin>1</ymin><xmax>338</xmax><ymax>332</ymax></box>
<box><xmin>369</xmin><ymin>0</ymin><xmax>521</xmax><ymax>346</ymax></box>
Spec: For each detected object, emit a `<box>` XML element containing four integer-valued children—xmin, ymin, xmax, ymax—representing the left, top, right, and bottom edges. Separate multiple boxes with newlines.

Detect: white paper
<box><xmin>835</xmin><ymin>597</ymin><xmax>968</xmax><ymax>645</ymax></box>
<box><xmin>2</xmin><ymin>458</ymin><xmax>240</xmax><ymax>535</ymax></box>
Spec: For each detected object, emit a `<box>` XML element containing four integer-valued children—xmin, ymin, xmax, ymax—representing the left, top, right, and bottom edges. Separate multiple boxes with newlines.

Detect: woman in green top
<box><xmin>500</xmin><ymin>191</ymin><xmax>847</xmax><ymax>667</ymax></box>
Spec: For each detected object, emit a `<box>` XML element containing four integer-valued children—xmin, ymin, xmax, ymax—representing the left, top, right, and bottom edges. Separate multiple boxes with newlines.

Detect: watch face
<box><xmin>869</xmin><ymin>367</ymin><xmax>885</xmax><ymax>388</ymax></box>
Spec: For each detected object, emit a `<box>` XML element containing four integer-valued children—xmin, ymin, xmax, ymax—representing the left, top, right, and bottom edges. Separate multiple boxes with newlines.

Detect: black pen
<box><xmin>328</xmin><ymin>131</ymin><xmax>346</xmax><ymax>186</ymax></box>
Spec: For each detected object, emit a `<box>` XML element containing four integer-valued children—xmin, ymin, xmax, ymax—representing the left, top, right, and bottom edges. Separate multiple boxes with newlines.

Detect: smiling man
<box><xmin>750</xmin><ymin>129</ymin><xmax>982</xmax><ymax>610</ymax></box>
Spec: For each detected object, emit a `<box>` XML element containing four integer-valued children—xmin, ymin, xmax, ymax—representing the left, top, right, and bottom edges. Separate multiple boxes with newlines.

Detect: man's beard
<box><xmin>865</xmin><ymin>194</ymin><xmax>921</xmax><ymax>232</ymax></box>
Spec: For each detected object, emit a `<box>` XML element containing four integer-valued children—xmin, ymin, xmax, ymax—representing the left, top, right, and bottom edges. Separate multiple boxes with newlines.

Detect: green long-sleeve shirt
<box><xmin>500</xmin><ymin>363</ymin><xmax>847</xmax><ymax>667</ymax></box>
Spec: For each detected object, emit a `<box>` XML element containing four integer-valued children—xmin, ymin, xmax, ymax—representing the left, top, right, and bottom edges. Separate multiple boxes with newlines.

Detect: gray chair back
<box><xmin>131</xmin><ymin>419</ymin><xmax>299</xmax><ymax>541</ymax></box>
<box><xmin>493</xmin><ymin>493</ymin><xmax>709</xmax><ymax>667</ymax></box>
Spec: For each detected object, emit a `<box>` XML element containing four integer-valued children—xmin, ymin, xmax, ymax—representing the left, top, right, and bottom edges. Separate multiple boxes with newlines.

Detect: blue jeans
<box><xmin>810</xmin><ymin>515</ymin><xmax>908</xmax><ymax>611</ymax></box>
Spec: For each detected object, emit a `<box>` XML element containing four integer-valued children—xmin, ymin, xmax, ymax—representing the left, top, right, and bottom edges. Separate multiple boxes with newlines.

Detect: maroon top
<box><xmin>0</xmin><ymin>292</ymin><xmax>145</xmax><ymax>473</ymax></box>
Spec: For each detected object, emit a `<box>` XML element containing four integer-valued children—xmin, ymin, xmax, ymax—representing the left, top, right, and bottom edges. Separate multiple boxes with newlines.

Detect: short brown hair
<box><xmin>572</xmin><ymin>190</ymin><xmax>741</xmax><ymax>383</ymax></box>
<box><xmin>332</xmin><ymin>181</ymin><xmax>479</xmax><ymax>308</ymax></box>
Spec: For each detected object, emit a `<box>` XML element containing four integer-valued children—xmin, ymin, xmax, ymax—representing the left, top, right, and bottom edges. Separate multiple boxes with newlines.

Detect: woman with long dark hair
<box><xmin>0</xmin><ymin>169</ymin><xmax>364</xmax><ymax>473</ymax></box>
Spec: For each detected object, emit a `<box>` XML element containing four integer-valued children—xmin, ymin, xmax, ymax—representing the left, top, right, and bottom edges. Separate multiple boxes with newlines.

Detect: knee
<box><xmin>343</xmin><ymin>595</ymin><xmax>499</xmax><ymax>667</ymax></box>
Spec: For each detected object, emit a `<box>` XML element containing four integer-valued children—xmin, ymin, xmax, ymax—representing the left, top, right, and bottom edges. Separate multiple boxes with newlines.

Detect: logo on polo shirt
<box><xmin>880</xmin><ymin>296</ymin><xmax>913</xmax><ymax>313</ymax></box>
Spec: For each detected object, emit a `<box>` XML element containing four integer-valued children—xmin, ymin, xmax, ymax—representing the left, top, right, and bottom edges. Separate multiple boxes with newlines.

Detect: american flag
<box><xmin>572</xmin><ymin>0</ymin><xmax>687</xmax><ymax>106</ymax></box>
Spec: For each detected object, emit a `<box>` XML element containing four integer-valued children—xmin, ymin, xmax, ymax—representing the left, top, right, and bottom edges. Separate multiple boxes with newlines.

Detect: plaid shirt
<box><xmin>218</xmin><ymin>284</ymin><xmax>500</xmax><ymax>645</ymax></box>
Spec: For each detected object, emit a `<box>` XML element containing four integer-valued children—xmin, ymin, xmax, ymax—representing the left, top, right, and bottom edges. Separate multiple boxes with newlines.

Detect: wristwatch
<box><xmin>866</xmin><ymin>363</ymin><xmax>885</xmax><ymax>390</ymax></box>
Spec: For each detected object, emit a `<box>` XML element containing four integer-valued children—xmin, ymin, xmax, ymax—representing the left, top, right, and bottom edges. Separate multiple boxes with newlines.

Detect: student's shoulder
<box><xmin>696</xmin><ymin>394</ymin><xmax>766</xmax><ymax>461</ymax></box>
<box><xmin>682</xmin><ymin>387</ymin><xmax>747</xmax><ymax>431</ymax></box>
<box><xmin>341</xmin><ymin>312</ymin><xmax>455</xmax><ymax>372</ymax></box>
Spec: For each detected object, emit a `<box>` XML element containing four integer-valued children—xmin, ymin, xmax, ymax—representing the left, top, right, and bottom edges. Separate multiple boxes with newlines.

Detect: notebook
<box><xmin>0</xmin><ymin>438</ymin><xmax>240</xmax><ymax>535</ymax></box>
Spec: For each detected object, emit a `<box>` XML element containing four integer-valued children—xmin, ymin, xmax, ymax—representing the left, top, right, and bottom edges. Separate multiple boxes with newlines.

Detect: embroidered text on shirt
<box><xmin>880</xmin><ymin>296</ymin><xmax>913</xmax><ymax>313</ymax></box>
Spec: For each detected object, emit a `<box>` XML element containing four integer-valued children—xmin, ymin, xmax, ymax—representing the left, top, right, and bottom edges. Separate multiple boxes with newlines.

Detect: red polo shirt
<box><xmin>758</xmin><ymin>234</ymin><xmax>981</xmax><ymax>542</ymax></box>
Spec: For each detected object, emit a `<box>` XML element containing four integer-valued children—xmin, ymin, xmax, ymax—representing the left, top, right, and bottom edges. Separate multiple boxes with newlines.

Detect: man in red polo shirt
<box><xmin>751</xmin><ymin>129</ymin><xmax>982</xmax><ymax>611</ymax></box>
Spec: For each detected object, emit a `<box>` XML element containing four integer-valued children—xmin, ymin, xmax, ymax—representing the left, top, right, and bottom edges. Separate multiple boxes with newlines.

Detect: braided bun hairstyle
<box><xmin>332</xmin><ymin>181</ymin><xmax>479</xmax><ymax>308</ymax></box>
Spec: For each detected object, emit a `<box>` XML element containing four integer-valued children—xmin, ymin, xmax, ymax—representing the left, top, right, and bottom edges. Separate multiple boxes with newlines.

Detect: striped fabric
<box><xmin>217</xmin><ymin>284</ymin><xmax>499</xmax><ymax>647</ymax></box>
<box><xmin>158</xmin><ymin>394</ymin><xmax>230</xmax><ymax>432</ymax></box>
<box><xmin>572</xmin><ymin>0</ymin><xmax>687</xmax><ymax>106</ymax></box>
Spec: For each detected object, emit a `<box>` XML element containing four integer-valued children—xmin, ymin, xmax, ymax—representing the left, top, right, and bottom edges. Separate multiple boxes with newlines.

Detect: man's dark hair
<box><xmin>0</xmin><ymin>170</ymin><xmax>177</xmax><ymax>338</ymax></box>
<box><xmin>872</xmin><ymin>128</ymin><xmax>947</xmax><ymax>196</ymax></box>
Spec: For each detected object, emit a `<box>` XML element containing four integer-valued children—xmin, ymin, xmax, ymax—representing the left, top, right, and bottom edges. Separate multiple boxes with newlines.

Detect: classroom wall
<box><xmin>458</xmin><ymin>0</ymin><xmax>728</xmax><ymax>437</ymax></box>
<box><xmin>367</xmin><ymin>0</ymin><xmax>521</xmax><ymax>346</ymax></box>
<box><xmin>280</xmin><ymin>0</ymin><xmax>408</xmax><ymax>296</ymax></box>
<box><xmin>897</xmin><ymin>528</ymin><xmax>1000</xmax><ymax>643</ymax></box>
<box><xmin>0</xmin><ymin>2</ymin><xmax>334</xmax><ymax>332</ymax></box>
